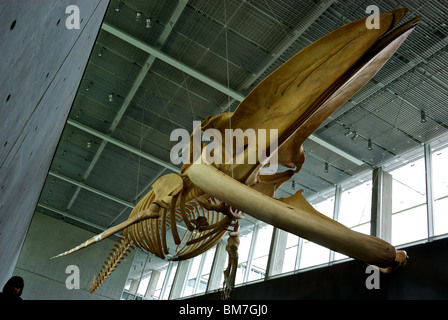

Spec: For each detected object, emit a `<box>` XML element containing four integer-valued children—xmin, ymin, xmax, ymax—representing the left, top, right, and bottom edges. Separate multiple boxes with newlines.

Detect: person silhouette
<box><xmin>0</xmin><ymin>276</ymin><xmax>24</xmax><ymax>301</ymax></box>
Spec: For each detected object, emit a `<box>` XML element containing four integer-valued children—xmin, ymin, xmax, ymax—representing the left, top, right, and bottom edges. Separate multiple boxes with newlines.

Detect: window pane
<box><xmin>297</xmin><ymin>196</ymin><xmax>335</xmax><ymax>268</ymax></box>
<box><xmin>352</xmin><ymin>222</ymin><xmax>370</xmax><ymax>235</ymax></box>
<box><xmin>391</xmin><ymin>158</ymin><xmax>426</xmax><ymax>213</ymax></box>
<box><xmin>332</xmin><ymin>181</ymin><xmax>372</xmax><ymax>262</ymax></box>
<box><xmin>334</xmin><ymin>223</ymin><xmax>371</xmax><ymax>261</ymax></box>
<box><xmin>434</xmin><ymin>198</ymin><xmax>448</xmax><ymax>236</ymax></box>
<box><xmin>153</xmin><ymin>267</ymin><xmax>168</xmax><ymax>300</ymax></box>
<box><xmin>121</xmin><ymin>250</ymin><xmax>152</xmax><ymax>300</ymax></box>
<box><xmin>283</xmin><ymin>234</ymin><xmax>299</xmax><ymax>273</ymax></box>
<box><xmin>182</xmin><ymin>255</ymin><xmax>202</xmax><ymax>297</ymax></box>
<box><xmin>247</xmin><ymin>224</ymin><xmax>273</xmax><ymax>282</ymax></box>
<box><xmin>235</xmin><ymin>228</ymin><xmax>254</xmax><ymax>285</ymax></box>
<box><xmin>389</xmin><ymin>156</ymin><xmax>428</xmax><ymax>245</ymax></box>
<box><xmin>313</xmin><ymin>196</ymin><xmax>335</xmax><ymax>218</ymax></box>
<box><xmin>137</xmin><ymin>256</ymin><xmax>154</xmax><ymax>296</ymax></box>
<box><xmin>392</xmin><ymin>205</ymin><xmax>427</xmax><ymax>245</ymax></box>
<box><xmin>432</xmin><ymin>146</ymin><xmax>448</xmax><ymax>236</ymax></box>
<box><xmin>333</xmin><ymin>251</ymin><xmax>348</xmax><ymax>262</ymax></box>
<box><xmin>196</xmin><ymin>248</ymin><xmax>216</xmax><ymax>294</ymax></box>
<box><xmin>161</xmin><ymin>262</ymin><xmax>177</xmax><ymax>300</ymax></box>
<box><xmin>339</xmin><ymin>181</ymin><xmax>372</xmax><ymax>230</ymax></box>
<box><xmin>299</xmin><ymin>241</ymin><xmax>330</xmax><ymax>269</ymax></box>
<box><xmin>268</xmin><ymin>230</ymin><xmax>299</xmax><ymax>277</ymax></box>
<box><xmin>137</xmin><ymin>272</ymin><xmax>151</xmax><ymax>296</ymax></box>
<box><xmin>333</xmin><ymin>225</ymin><xmax>356</xmax><ymax>262</ymax></box>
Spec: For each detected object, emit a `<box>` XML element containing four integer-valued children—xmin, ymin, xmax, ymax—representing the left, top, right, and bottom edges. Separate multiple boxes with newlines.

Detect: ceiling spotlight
<box><xmin>146</xmin><ymin>18</ymin><xmax>151</xmax><ymax>28</ymax></box>
<box><xmin>109</xmin><ymin>93</ymin><xmax>113</xmax><ymax>102</ymax></box>
<box><xmin>324</xmin><ymin>162</ymin><xmax>329</xmax><ymax>173</ymax></box>
<box><xmin>87</xmin><ymin>141</ymin><xmax>92</xmax><ymax>149</ymax></box>
<box><xmin>345</xmin><ymin>129</ymin><xmax>353</xmax><ymax>137</ymax></box>
<box><xmin>136</xmin><ymin>12</ymin><xmax>142</xmax><ymax>21</ymax></box>
<box><xmin>97</xmin><ymin>47</ymin><xmax>105</xmax><ymax>57</ymax></box>
<box><xmin>292</xmin><ymin>180</ymin><xmax>296</xmax><ymax>190</ymax></box>
<box><xmin>114</xmin><ymin>2</ymin><xmax>123</xmax><ymax>12</ymax></box>
<box><xmin>421</xmin><ymin>110</ymin><xmax>427</xmax><ymax>123</ymax></box>
<box><xmin>351</xmin><ymin>132</ymin><xmax>359</xmax><ymax>141</ymax></box>
<box><xmin>368</xmin><ymin>139</ymin><xmax>373</xmax><ymax>151</ymax></box>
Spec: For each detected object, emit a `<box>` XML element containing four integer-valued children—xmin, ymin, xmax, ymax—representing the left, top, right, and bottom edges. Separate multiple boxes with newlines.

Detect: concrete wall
<box><xmin>13</xmin><ymin>212</ymin><xmax>134</xmax><ymax>300</ymax></box>
<box><xmin>0</xmin><ymin>0</ymin><xmax>109</xmax><ymax>286</ymax></box>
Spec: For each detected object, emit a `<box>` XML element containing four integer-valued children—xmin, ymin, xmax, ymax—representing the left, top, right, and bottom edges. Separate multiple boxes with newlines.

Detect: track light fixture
<box><xmin>114</xmin><ymin>2</ymin><xmax>123</xmax><ymax>12</ymax></box>
<box><xmin>324</xmin><ymin>162</ymin><xmax>329</xmax><ymax>173</ymax></box>
<box><xmin>368</xmin><ymin>139</ymin><xmax>372</xmax><ymax>151</ymax></box>
<box><xmin>109</xmin><ymin>93</ymin><xmax>113</xmax><ymax>102</ymax></box>
<box><xmin>97</xmin><ymin>47</ymin><xmax>105</xmax><ymax>57</ymax></box>
<box><xmin>351</xmin><ymin>132</ymin><xmax>359</xmax><ymax>141</ymax></box>
<box><xmin>345</xmin><ymin>129</ymin><xmax>353</xmax><ymax>137</ymax></box>
<box><xmin>421</xmin><ymin>110</ymin><xmax>427</xmax><ymax>123</ymax></box>
<box><xmin>146</xmin><ymin>18</ymin><xmax>151</xmax><ymax>28</ymax></box>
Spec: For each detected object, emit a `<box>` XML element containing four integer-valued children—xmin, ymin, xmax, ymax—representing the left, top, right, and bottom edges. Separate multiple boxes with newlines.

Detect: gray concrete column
<box><xmin>169</xmin><ymin>260</ymin><xmax>190</xmax><ymax>300</ymax></box>
<box><xmin>206</xmin><ymin>241</ymin><xmax>227</xmax><ymax>292</ymax></box>
<box><xmin>370</xmin><ymin>167</ymin><xmax>393</xmax><ymax>242</ymax></box>
<box><xmin>266</xmin><ymin>228</ymin><xmax>288</xmax><ymax>278</ymax></box>
<box><xmin>145</xmin><ymin>270</ymin><xmax>161</xmax><ymax>300</ymax></box>
<box><xmin>129</xmin><ymin>279</ymin><xmax>139</xmax><ymax>295</ymax></box>
<box><xmin>0</xmin><ymin>0</ymin><xmax>109</xmax><ymax>287</ymax></box>
<box><xmin>329</xmin><ymin>185</ymin><xmax>342</xmax><ymax>262</ymax></box>
<box><xmin>159</xmin><ymin>262</ymin><xmax>177</xmax><ymax>300</ymax></box>
<box><xmin>424</xmin><ymin>143</ymin><xmax>435</xmax><ymax>238</ymax></box>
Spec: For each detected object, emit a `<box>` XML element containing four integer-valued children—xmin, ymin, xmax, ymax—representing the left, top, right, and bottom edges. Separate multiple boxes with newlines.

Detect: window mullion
<box><xmin>329</xmin><ymin>184</ymin><xmax>342</xmax><ymax>263</ymax></box>
<box><xmin>424</xmin><ymin>143</ymin><xmax>435</xmax><ymax>239</ymax></box>
<box><xmin>243</xmin><ymin>223</ymin><xmax>259</xmax><ymax>283</ymax></box>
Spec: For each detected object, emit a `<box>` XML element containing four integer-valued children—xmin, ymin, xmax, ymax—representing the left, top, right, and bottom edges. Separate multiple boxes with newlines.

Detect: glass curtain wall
<box><xmin>181</xmin><ymin>247</ymin><xmax>216</xmax><ymax>297</ymax></box>
<box><xmin>182</xmin><ymin>255</ymin><xmax>202</xmax><ymax>297</ymax></box>
<box><xmin>153</xmin><ymin>267</ymin><xmax>168</xmax><ymax>300</ymax></box>
<box><xmin>389</xmin><ymin>151</ymin><xmax>428</xmax><ymax>245</ymax></box>
<box><xmin>161</xmin><ymin>262</ymin><xmax>178</xmax><ymax>299</ymax></box>
<box><xmin>432</xmin><ymin>145</ymin><xmax>448</xmax><ymax>236</ymax></box>
<box><xmin>269</xmin><ymin>231</ymin><xmax>299</xmax><ymax>277</ymax></box>
<box><xmin>121</xmin><ymin>250</ymin><xmax>152</xmax><ymax>300</ymax></box>
<box><xmin>339</xmin><ymin>181</ymin><xmax>372</xmax><ymax>235</ymax></box>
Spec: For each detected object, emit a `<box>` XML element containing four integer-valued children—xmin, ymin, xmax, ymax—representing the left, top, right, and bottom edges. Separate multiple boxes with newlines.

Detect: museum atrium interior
<box><xmin>2</xmin><ymin>0</ymin><xmax>448</xmax><ymax>300</ymax></box>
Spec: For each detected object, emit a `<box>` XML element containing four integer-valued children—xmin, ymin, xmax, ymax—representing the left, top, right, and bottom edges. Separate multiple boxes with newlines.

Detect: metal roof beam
<box><xmin>101</xmin><ymin>23</ymin><xmax>245</xmax><ymax>101</ymax></box>
<box><xmin>37</xmin><ymin>203</ymin><xmax>109</xmax><ymax>232</ymax></box>
<box><xmin>307</xmin><ymin>135</ymin><xmax>364</xmax><ymax>166</ymax></box>
<box><xmin>157</xmin><ymin>0</ymin><xmax>188</xmax><ymax>45</ymax></box>
<box><xmin>67</xmin><ymin>119</ymin><xmax>181</xmax><ymax>173</ymax></box>
<box><xmin>48</xmin><ymin>171</ymin><xmax>134</xmax><ymax>208</ymax></box>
